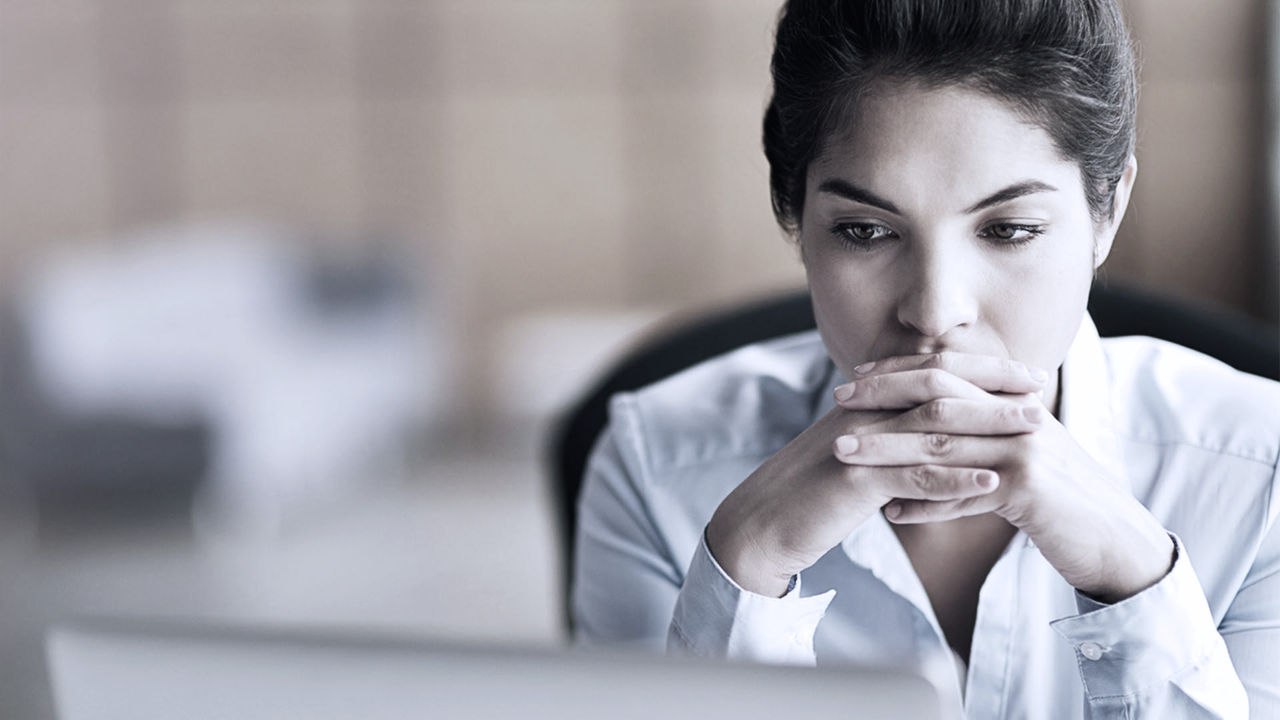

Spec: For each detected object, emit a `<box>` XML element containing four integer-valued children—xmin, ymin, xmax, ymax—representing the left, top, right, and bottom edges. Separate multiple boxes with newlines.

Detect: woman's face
<box><xmin>799</xmin><ymin>81</ymin><xmax>1134</xmax><ymax>409</ymax></box>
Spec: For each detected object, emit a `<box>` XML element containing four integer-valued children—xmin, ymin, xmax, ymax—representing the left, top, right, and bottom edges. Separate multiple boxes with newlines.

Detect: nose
<box><xmin>895</xmin><ymin>241</ymin><xmax>980</xmax><ymax>339</ymax></box>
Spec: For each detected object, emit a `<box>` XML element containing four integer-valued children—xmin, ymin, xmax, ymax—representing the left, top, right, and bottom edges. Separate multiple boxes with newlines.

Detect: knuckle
<box><xmin>923</xmin><ymin>433</ymin><xmax>953</xmax><ymax>457</ymax></box>
<box><xmin>999</xmin><ymin>404</ymin><xmax>1022</xmax><ymax>426</ymax></box>
<box><xmin>860</xmin><ymin>374</ymin><xmax>881</xmax><ymax>397</ymax></box>
<box><xmin>923</xmin><ymin>352</ymin><xmax>947</xmax><ymax>370</ymax></box>
<box><xmin>908</xmin><ymin>465</ymin><xmax>935</xmax><ymax>493</ymax></box>
<box><xmin>923</xmin><ymin>368</ymin><xmax>950</xmax><ymax>394</ymax></box>
<box><xmin>920</xmin><ymin>399</ymin><xmax>948</xmax><ymax>424</ymax></box>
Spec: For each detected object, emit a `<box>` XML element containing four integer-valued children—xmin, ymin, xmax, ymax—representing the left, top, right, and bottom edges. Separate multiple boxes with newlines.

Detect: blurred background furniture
<box><xmin>0</xmin><ymin>224</ymin><xmax>438</xmax><ymax>534</ymax></box>
<box><xmin>548</xmin><ymin>282</ymin><xmax>1280</xmax><ymax>630</ymax></box>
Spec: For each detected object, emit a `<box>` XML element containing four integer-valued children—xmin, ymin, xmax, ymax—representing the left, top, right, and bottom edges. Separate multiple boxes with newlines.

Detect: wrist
<box><xmin>1077</xmin><ymin>527</ymin><xmax>1174</xmax><ymax>604</ymax></box>
<box><xmin>705</xmin><ymin>514</ymin><xmax>795</xmax><ymax>598</ymax></box>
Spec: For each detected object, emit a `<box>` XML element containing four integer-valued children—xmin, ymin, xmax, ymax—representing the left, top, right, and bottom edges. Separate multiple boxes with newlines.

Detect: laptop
<box><xmin>47</xmin><ymin>618</ymin><xmax>953</xmax><ymax>720</ymax></box>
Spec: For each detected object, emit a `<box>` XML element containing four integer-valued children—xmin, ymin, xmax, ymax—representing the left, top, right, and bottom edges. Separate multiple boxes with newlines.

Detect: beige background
<box><xmin>2</xmin><ymin>0</ymin><xmax>1276</xmax><ymax>429</ymax></box>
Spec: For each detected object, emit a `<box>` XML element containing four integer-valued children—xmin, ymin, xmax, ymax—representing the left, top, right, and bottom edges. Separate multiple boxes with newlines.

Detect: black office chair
<box><xmin>546</xmin><ymin>282</ymin><xmax>1280</xmax><ymax>631</ymax></box>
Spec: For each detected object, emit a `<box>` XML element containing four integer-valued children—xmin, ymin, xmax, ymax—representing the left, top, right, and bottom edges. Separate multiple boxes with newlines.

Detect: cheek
<box><xmin>804</xmin><ymin>253</ymin><xmax>892</xmax><ymax>366</ymax></box>
<box><xmin>991</xmin><ymin>243</ymin><xmax>1093</xmax><ymax>367</ymax></box>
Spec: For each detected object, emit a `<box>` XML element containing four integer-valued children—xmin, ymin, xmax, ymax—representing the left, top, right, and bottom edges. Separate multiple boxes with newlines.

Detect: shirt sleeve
<box><xmin>572</xmin><ymin>399</ymin><xmax>834</xmax><ymax>663</ymax></box>
<box><xmin>571</xmin><ymin>418</ymin><xmax>682</xmax><ymax>652</ymax></box>
<box><xmin>667</xmin><ymin>533</ymin><xmax>835</xmax><ymax>665</ymax></box>
<box><xmin>1218</xmin><ymin>463</ymin><xmax>1280</xmax><ymax>716</ymax></box>
<box><xmin>1049</xmin><ymin>533</ymin><xmax>1251</xmax><ymax>718</ymax></box>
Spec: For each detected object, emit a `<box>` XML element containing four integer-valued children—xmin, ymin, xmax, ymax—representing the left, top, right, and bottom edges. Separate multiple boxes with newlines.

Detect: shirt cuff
<box><xmin>667</xmin><ymin>531</ymin><xmax>835</xmax><ymax>665</ymax></box>
<box><xmin>1049</xmin><ymin>533</ymin><xmax>1226</xmax><ymax>700</ymax></box>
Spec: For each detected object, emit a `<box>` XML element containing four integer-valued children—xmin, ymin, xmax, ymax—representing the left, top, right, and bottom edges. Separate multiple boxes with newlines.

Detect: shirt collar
<box><xmin>1058</xmin><ymin>313</ymin><xmax>1128</xmax><ymax>491</ymax></box>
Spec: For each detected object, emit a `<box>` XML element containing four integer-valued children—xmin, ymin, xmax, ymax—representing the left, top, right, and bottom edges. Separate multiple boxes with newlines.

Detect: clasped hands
<box><xmin>705</xmin><ymin>351</ymin><xmax>1173</xmax><ymax>604</ymax></box>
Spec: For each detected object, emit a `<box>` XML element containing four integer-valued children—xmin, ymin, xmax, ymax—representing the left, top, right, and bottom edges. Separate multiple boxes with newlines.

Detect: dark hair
<box><xmin>763</xmin><ymin>0</ymin><xmax>1137</xmax><ymax>233</ymax></box>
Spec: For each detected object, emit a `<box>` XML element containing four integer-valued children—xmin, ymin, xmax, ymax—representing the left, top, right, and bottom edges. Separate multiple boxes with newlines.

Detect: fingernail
<box><xmin>834</xmin><ymin>383</ymin><xmax>855</xmax><ymax>402</ymax></box>
<box><xmin>853</xmin><ymin>361</ymin><xmax>876</xmax><ymax>374</ymax></box>
<box><xmin>1022</xmin><ymin>406</ymin><xmax>1043</xmax><ymax>424</ymax></box>
<box><xmin>835</xmin><ymin>436</ymin><xmax>859</xmax><ymax>455</ymax></box>
<box><xmin>1029</xmin><ymin>367</ymin><xmax>1049</xmax><ymax>383</ymax></box>
<box><xmin>884</xmin><ymin>502</ymin><xmax>902</xmax><ymax>520</ymax></box>
<box><xmin>976</xmin><ymin>471</ymin><xmax>998</xmax><ymax>489</ymax></box>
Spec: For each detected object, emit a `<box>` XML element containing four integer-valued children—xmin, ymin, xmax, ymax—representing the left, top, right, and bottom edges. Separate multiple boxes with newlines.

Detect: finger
<box><xmin>837</xmin><ymin>408</ymin><xmax>900</xmax><ymax>428</ymax></box>
<box><xmin>884</xmin><ymin>493</ymin><xmax>1002</xmax><ymax>524</ymax></box>
<box><xmin>992</xmin><ymin>391</ymin><xmax>1046</xmax><ymax>405</ymax></box>
<box><xmin>848</xmin><ymin>352</ymin><xmax>1048</xmax><ymax>395</ymax></box>
<box><xmin>833</xmin><ymin>368</ymin><xmax>992</xmax><ymax>410</ymax></box>
<box><xmin>833</xmin><ymin>432</ymin><xmax>1006</xmax><ymax>467</ymax></box>
<box><xmin>851</xmin><ymin>398</ymin><xmax>1044</xmax><ymax>436</ymax></box>
<box><xmin>839</xmin><ymin>463</ymin><xmax>999</xmax><ymax>501</ymax></box>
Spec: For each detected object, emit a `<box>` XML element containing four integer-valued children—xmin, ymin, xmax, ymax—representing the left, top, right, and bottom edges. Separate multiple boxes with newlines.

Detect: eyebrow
<box><xmin>815</xmin><ymin>178</ymin><xmax>1059</xmax><ymax>216</ymax></box>
<box><xmin>962</xmin><ymin>180</ymin><xmax>1059</xmax><ymax>214</ymax></box>
<box><xmin>815</xmin><ymin>179</ymin><xmax>902</xmax><ymax>215</ymax></box>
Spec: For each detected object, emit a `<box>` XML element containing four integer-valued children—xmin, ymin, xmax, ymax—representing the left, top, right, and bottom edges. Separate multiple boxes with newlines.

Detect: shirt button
<box><xmin>1080</xmin><ymin>642</ymin><xmax>1104</xmax><ymax>661</ymax></box>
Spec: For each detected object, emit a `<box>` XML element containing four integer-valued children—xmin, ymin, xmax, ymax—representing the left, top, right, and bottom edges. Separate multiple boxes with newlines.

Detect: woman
<box><xmin>573</xmin><ymin>1</ymin><xmax>1280</xmax><ymax>716</ymax></box>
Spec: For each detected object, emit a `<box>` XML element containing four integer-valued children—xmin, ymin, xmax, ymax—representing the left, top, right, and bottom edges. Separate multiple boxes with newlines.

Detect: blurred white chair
<box><xmin>3</xmin><ymin>223</ymin><xmax>445</xmax><ymax>537</ymax></box>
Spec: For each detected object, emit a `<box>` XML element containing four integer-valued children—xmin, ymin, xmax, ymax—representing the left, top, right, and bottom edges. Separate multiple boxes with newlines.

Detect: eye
<box><xmin>832</xmin><ymin>222</ymin><xmax>898</xmax><ymax>250</ymax></box>
<box><xmin>979</xmin><ymin>222</ymin><xmax>1046</xmax><ymax>246</ymax></box>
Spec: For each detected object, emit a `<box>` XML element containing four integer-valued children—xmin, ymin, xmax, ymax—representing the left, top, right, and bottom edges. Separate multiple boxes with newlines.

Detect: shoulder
<box><xmin>607</xmin><ymin>330</ymin><xmax>834</xmax><ymax>477</ymax></box>
<box><xmin>1103</xmin><ymin>335</ymin><xmax>1280</xmax><ymax>466</ymax></box>
<box><xmin>1102</xmin><ymin>336</ymin><xmax>1280</xmax><ymax>616</ymax></box>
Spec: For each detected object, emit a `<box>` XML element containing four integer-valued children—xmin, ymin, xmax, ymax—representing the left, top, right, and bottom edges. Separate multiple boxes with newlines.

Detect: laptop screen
<box><xmin>47</xmin><ymin>619</ymin><xmax>952</xmax><ymax>720</ymax></box>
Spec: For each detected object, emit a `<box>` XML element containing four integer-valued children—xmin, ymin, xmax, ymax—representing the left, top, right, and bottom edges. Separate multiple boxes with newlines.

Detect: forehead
<box><xmin>809</xmin><ymin>81</ymin><xmax>1082</xmax><ymax>204</ymax></box>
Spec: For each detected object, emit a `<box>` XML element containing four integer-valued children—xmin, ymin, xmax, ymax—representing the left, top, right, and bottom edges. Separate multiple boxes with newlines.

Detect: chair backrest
<box><xmin>545</xmin><ymin>282</ymin><xmax>1280</xmax><ymax>631</ymax></box>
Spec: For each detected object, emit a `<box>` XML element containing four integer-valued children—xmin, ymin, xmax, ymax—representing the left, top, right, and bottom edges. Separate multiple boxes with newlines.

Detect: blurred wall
<box><xmin>1</xmin><ymin>0</ymin><xmax>1275</xmax><ymax>427</ymax></box>
<box><xmin>1112</xmin><ymin>0</ymin><xmax>1276</xmax><ymax>322</ymax></box>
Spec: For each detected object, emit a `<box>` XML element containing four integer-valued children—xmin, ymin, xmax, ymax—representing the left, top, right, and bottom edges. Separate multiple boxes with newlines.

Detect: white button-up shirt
<box><xmin>573</xmin><ymin>316</ymin><xmax>1280</xmax><ymax>718</ymax></box>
